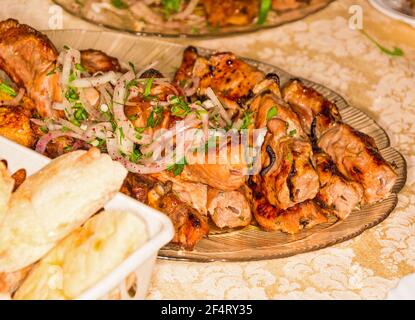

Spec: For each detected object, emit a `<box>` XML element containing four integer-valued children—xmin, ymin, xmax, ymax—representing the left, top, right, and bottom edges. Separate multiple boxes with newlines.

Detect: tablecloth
<box><xmin>1</xmin><ymin>0</ymin><xmax>414</xmax><ymax>299</ymax></box>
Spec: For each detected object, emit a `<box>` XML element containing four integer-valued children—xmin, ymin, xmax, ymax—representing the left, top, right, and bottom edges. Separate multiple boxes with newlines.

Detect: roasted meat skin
<box><xmin>80</xmin><ymin>49</ymin><xmax>121</xmax><ymax>74</ymax></box>
<box><xmin>318</xmin><ymin>123</ymin><xmax>397</xmax><ymax>204</ymax></box>
<box><xmin>175</xmin><ymin>47</ymin><xmax>265</xmax><ymax>105</ymax></box>
<box><xmin>0</xmin><ymin>106</ymin><xmax>35</xmax><ymax>148</ymax></box>
<box><xmin>314</xmin><ymin>151</ymin><xmax>363</xmax><ymax>219</ymax></box>
<box><xmin>0</xmin><ymin>19</ymin><xmax>61</xmax><ymax>118</ymax></box>
<box><xmin>120</xmin><ymin>173</ymin><xmax>209</xmax><ymax>249</ymax></box>
<box><xmin>207</xmin><ymin>188</ymin><xmax>252</xmax><ymax>229</ymax></box>
<box><xmin>282</xmin><ymin>79</ymin><xmax>341</xmax><ymax>135</ymax></box>
<box><xmin>157</xmin><ymin>193</ymin><xmax>209</xmax><ymax>250</ymax></box>
<box><xmin>253</xmin><ymin>198</ymin><xmax>327</xmax><ymax>234</ymax></box>
<box><xmin>272</xmin><ymin>0</ymin><xmax>306</xmax><ymax>11</ymax></box>
<box><xmin>202</xmin><ymin>0</ymin><xmax>259</xmax><ymax>26</ymax></box>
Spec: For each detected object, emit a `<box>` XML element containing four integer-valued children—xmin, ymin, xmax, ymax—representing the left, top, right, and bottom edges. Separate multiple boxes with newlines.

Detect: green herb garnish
<box><xmin>258</xmin><ymin>0</ymin><xmax>271</xmax><ymax>25</ymax></box>
<box><xmin>75</xmin><ymin>63</ymin><xmax>87</xmax><ymax>72</ymax></box>
<box><xmin>161</xmin><ymin>0</ymin><xmax>182</xmax><ymax>13</ymax></box>
<box><xmin>0</xmin><ymin>83</ymin><xmax>17</xmax><ymax>97</ymax></box>
<box><xmin>361</xmin><ymin>30</ymin><xmax>404</xmax><ymax>57</ymax></box>
<box><xmin>73</xmin><ymin>103</ymin><xmax>88</xmax><ymax>121</ymax></box>
<box><xmin>111</xmin><ymin>0</ymin><xmax>128</xmax><ymax>9</ymax></box>
<box><xmin>288</xmin><ymin>129</ymin><xmax>297</xmax><ymax>137</ymax></box>
<box><xmin>129</xmin><ymin>148</ymin><xmax>142</xmax><ymax>163</ymax></box>
<box><xmin>144</xmin><ymin>78</ymin><xmax>154</xmax><ymax>97</ymax></box>
<box><xmin>167</xmin><ymin>157</ymin><xmax>187</xmax><ymax>176</ymax></box>
<box><xmin>240</xmin><ymin>111</ymin><xmax>253</xmax><ymax>130</ymax></box>
<box><xmin>147</xmin><ymin>105</ymin><xmax>164</xmax><ymax>128</ymax></box>
<box><xmin>266</xmin><ymin>106</ymin><xmax>278</xmax><ymax>120</ymax></box>
<box><xmin>65</xmin><ymin>87</ymin><xmax>79</xmax><ymax>103</ymax></box>
<box><xmin>170</xmin><ymin>96</ymin><xmax>192</xmax><ymax>118</ymax></box>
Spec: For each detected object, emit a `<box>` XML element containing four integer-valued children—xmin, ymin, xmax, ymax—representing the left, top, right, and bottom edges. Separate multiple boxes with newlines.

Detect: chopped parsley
<box><xmin>147</xmin><ymin>105</ymin><xmax>164</xmax><ymax>128</ymax></box>
<box><xmin>68</xmin><ymin>72</ymin><xmax>77</xmax><ymax>83</ymax></box>
<box><xmin>118</xmin><ymin>127</ymin><xmax>125</xmax><ymax>143</ymax></box>
<box><xmin>111</xmin><ymin>0</ymin><xmax>128</xmax><ymax>9</ymax></box>
<box><xmin>240</xmin><ymin>111</ymin><xmax>253</xmax><ymax>130</ymax></box>
<box><xmin>0</xmin><ymin>82</ymin><xmax>16</xmax><ymax>97</ymax></box>
<box><xmin>135</xmin><ymin>127</ymin><xmax>145</xmax><ymax>140</ymax></box>
<box><xmin>170</xmin><ymin>96</ymin><xmax>192</xmax><ymax>118</ymax></box>
<box><xmin>258</xmin><ymin>0</ymin><xmax>271</xmax><ymax>25</ymax></box>
<box><xmin>73</xmin><ymin>103</ymin><xmax>88</xmax><ymax>121</ymax></box>
<box><xmin>65</xmin><ymin>87</ymin><xmax>79</xmax><ymax>103</ymax></box>
<box><xmin>167</xmin><ymin>157</ymin><xmax>187</xmax><ymax>176</ymax></box>
<box><xmin>129</xmin><ymin>148</ymin><xmax>142</xmax><ymax>163</ymax></box>
<box><xmin>144</xmin><ymin>78</ymin><xmax>154</xmax><ymax>97</ymax></box>
<box><xmin>266</xmin><ymin>106</ymin><xmax>278</xmax><ymax>120</ymax></box>
<box><xmin>75</xmin><ymin>63</ymin><xmax>87</xmax><ymax>72</ymax></box>
<box><xmin>161</xmin><ymin>0</ymin><xmax>182</xmax><ymax>13</ymax></box>
<box><xmin>39</xmin><ymin>126</ymin><xmax>49</xmax><ymax>134</ymax></box>
<box><xmin>128</xmin><ymin>114</ymin><xmax>138</xmax><ymax>121</ymax></box>
<box><xmin>129</xmin><ymin>62</ymin><xmax>136</xmax><ymax>74</ymax></box>
<box><xmin>288</xmin><ymin>129</ymin><xmax>297</xmax><ymax>137</ymax></box>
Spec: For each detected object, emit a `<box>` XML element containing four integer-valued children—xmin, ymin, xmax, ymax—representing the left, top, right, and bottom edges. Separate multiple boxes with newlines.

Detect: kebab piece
<box><xmin>314</xmin><ymin>151</ymin><xmax>363</xmax><ymax>219</ymax></box>
<box><xmin>0</xmin><ymin>19</ymin><xmax>61</xmax><ymax>118</ymax></box>
<box><xmin>175</xmin><ymin>46</ymin><xmax>265</xmax><ymax>109</ymax></box>
<box><xmin>283</xmin><ymin>79</ymin><xmax>397</xmax><ymax>204</ymax></box>
<box><xmin>201</xmin><ymin>0</ymin><xmax>259</xmax><ymax>27</ymax></box>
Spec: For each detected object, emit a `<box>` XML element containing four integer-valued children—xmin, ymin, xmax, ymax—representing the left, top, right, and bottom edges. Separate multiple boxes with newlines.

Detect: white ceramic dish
<box><xmin>387</xmin><ymin>273</ymin><xmax>415</xmax><ymax>300</ymax></box>
<box><xmin>369</xmin><ymin>0</ymin><xmax>415</xmax><ymax>27</ymax></box>
<box><xmin>0</xmin><ymin>136</ymin><xmax>174</xmax><ymax>300</ymax></box>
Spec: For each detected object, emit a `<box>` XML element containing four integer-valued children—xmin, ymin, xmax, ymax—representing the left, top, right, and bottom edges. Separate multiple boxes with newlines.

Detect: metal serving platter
<box><xmin>41</xmin><ymin>30</ymin><xmax>406</xmax><ymax>261</ymax></box>
<box><xmin>54</xmin><ymin>0</ymin><xmax>334</xmax><ymax>38</ymax></box>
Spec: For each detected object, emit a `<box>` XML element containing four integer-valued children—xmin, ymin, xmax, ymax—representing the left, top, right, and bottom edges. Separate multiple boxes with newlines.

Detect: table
<box><xmin>1</xmin><ymin>0</ymin><xmax>414</xmax><ymax>299</ymax></box>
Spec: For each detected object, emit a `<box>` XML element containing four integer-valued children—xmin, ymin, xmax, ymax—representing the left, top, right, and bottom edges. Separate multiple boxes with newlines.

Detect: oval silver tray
<box><xmin>44</xmin><ymin>30</ymin><xmax>407</xmax><ymax>262</ymax></box>
<box><xmin>53</xmin><ymin>0</ymin><xmax>334</xmax><ymax>38</ymax></box>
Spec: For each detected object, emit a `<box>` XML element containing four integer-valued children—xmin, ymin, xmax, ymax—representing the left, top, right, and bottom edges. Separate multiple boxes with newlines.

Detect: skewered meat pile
<box><xmin>0</xmin><ymin>20</ymin><xmax>398</xmax><ymax>250</ymax></box>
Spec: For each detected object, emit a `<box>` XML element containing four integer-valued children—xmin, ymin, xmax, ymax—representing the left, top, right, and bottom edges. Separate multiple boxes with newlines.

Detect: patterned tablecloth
<box><xmin>1</xmin><ymin>0</ymin><xmax>414</xmax><ymax>300</ymax></box>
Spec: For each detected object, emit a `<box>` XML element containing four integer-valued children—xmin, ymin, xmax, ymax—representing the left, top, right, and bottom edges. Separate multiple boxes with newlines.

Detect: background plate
<box><xmin>369</xmin><ymin>0</ymin><xmax>415</xmax><ymax>28</ymax></box>
<box><xmin>53</xmin><ymin>0</ymin><xmax>334</xmax><ymax>38</ymax></box>
<box><xmin>43</xmin><ymin>30</ymin><xmax>407</xmax><ymax>261</ymax></box>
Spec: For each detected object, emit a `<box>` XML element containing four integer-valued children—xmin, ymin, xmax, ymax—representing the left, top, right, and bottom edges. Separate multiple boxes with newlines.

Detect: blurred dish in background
<box><xmin>54</xmin><ymin>0</ymin><xmax>334</xmax><ymax>37</ymax></box>
<box><xmin>369</xmin><ymin>0</ymin><xmax>415</xmax><ymax>27</ymax></box>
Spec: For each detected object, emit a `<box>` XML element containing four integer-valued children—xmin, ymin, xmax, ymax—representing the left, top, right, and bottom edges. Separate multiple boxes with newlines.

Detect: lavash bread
<box><xmin>0</xmin><ymin>148</ymin><xmax>127</xmax><ymax>273</ymax></box>
<box><xmin>14</xmin><ymin>210</ymin><xmax>148</xmax><ymax>300</ymax></box>
<box><xmin>0</xmin><ymin>161</ymin><xmax>13</xmax><ymax>217</ymax></box>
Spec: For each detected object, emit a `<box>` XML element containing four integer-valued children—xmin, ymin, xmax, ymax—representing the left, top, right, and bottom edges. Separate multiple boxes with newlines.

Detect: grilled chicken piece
<box><xmin>260</xmin><ymin>132</ymin><xmax>319</xmax><ymax>209</ymax></box>
<box><xmin>152</xmin><ymin>171</ymin><xmax>208</xmax><ymax>215</ymax></box>
<box><xmin>282</xmin><ymin>79</ymin><xmax>341</xmax><ymax>135</ymax></box>
<box><xmin>157</xmin><ymin>193</ymin><xmax>209</xmax><ymax>250</ymax></box>
<box><xmin>181</xmin><ymin>142</ymin><xmax>248</xmax><ymax>191</ymax></box>
<box><xmin>0</xmin><ymin>106</ymin><xmax>35</xmax><ymax>147</ymax></box>
<box><xmin>254</xmin><ymin>197</ymin><xmax>327</xmax><ymax>233</ymax></box>
<box><xmin>250</xmin><ymin>92</ymin><xmax>305</xmax><ymax>137</ymax></box>
<box><xmin>207</xmin><ymin>188</ymin><xmax>252</xmax><ymax>229</ymax></box>
<box><xmin>318</xmin><ymin>123</ymin><xmax>397</xmax><ymax>204</ymax></box>
<box><xmin>121</xmin><ymin>172</ymin><xmax>208</xmax><ymax>249</ymax></box>
<box><xmin>314</xmin><ymin>151</ymin><xmax>363</xmax><ymax>219</ymax></box>
<box><xmin>272</xmin><ymin>0</ymin><xmax>305</xmax><ymax>11</ymax></box>
<box><xmin>0</xmin><ymin>19</ymin><xmax>61</xmax><ymax>118</ymax></box>
<box><xmin>80</xmin><ymin>49</ymin><xmax>121</xmax><ymax>74</ymax></box>
<box><xmin>120</xmin><ymin>172</ymin><xmax>157</xmax><ymax>204</ymax></box>
<box><xmin>175</xmin><ymin>47</ymin><xmax>265</xmax><ymax>106</ymax></box>
<box><xmin>202</xmin><ymin>0</ymin><xmax>259</xmax><ymax>26</ymax></box>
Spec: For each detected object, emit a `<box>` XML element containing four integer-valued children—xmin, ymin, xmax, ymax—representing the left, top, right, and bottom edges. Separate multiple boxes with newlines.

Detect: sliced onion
<box><xmin>113</xmin><ymin>71</ymin><xmax>152</xmax><ymax>145</ymax></box>
<box><xmin>83</xmin><ymin>122</ymin><xmax>113</xmax><ymax>140</ymax></box>
<box><xmin>206</xmin><ymin>87</ymin><xmax>232</xmax><ymax>125</ymax></box>
<box><xmin>80</xmin><ymin>88</ymin><xmax>102</xmax><ymax>120</ymax></box>
<box><xmin>184</xmin><ymin>77</ymin><xmax>200</xmax><ymax>97</ymax></box>
<box><xmin>70</xmin><ymin>71</ymin><xmax>118</xmax><ymax>88</ymax></box>
<box><xmin>56</xmin><ymin>119</ymin><xmax>85</xmax><ymax>135</ymax></box>
<box><xmin>173</xmin><ymin>0</ymin><xmax>200</xmax><ymax>20</ymax></box>
<box><xmin>35</xmin><ymin>131</ymin><xmax>85</xmax><ymax>154</ymax></box>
